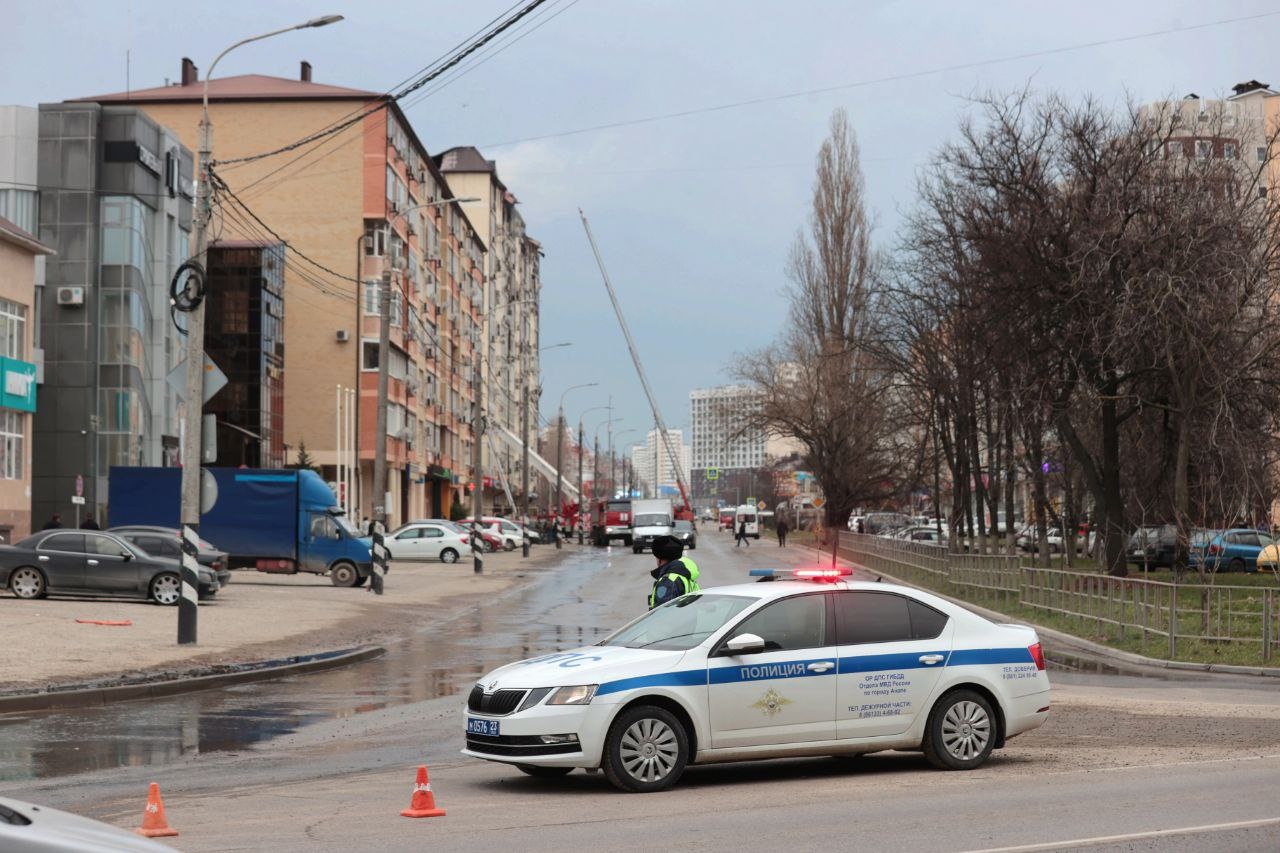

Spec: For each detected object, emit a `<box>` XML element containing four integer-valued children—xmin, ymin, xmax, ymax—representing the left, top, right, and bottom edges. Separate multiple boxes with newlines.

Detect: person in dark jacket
<box><xmin>736</xmin><ymin>519</ymin><xmax>751</xmax><ymax>547</ymax></box>
<box><xmin>41</xmin><ymin>513</ymin><xmax>63</xmax><ymax>530</ymax></box>
<box><xmin>648</xmin><ymin>535</ymin><xmax>701</xmax><ymax>609</ymax></box>
<box><xmin>776</xmin><ymin>517</ymin><xmax>789</xmax><ymax>547</ymax></box>
<box><xmin>81</xmin><ymin>514</ymin><xmax>100</xmax><ymax>530</ymax></box>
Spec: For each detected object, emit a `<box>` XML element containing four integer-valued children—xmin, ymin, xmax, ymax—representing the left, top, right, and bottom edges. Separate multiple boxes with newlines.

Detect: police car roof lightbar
<box><xmin>748</xmin><ymin>568</ymin><xmax>853</xmax><ymax>580</ymax></box>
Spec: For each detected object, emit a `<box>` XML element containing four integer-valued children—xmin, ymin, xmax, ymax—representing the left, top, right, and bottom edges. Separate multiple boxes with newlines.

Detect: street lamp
<box><xmin>520</xmin><ymin>342</ymin><xmax>572</xmax><ymax>556</ymax></box>
<box><xmin>370</xmin><ymin>197</ymin><xmax>480</xmax><ymax>575</ymax></box>
<box><xmin>576</xmin><ymin>404</ymin><xmax>610</xmax><ymax>544</ymax></box>
<box><xmin>593</xmin><ymin>417</ymin><xmax>622</xmax><ymax>506</ymax></box>
<box><xmin>179</xmin><ymin>13</ymin><xmax>343</xmax><ymax>645</ymax></box>
<box><xmin>613</xmin><ymin>428</ymin><xmax>638</xmax><ymax>499</ymax></box>
<box><xmin>553</xmin><ymin>382</ymin><xmax>597</xmax><ymax>546</ymax></box>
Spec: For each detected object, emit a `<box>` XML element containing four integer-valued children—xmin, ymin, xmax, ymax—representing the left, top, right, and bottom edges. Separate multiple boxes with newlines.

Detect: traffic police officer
<box><xmin>648</xmin><ymin>535</ymin><xmax>701</xmax><ymax>609</ymax></box>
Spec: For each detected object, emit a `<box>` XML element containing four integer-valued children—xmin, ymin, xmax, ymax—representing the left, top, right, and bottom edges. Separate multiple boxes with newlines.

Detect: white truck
<box><xmin>630</xmin><ymin>498</ymin><xmax>675</xmax><ymax>554</ymax></box>
<box><xmin>734</xmin><ymin>504</ymin><xmax>760</xmax><ymax>539</ymax></box>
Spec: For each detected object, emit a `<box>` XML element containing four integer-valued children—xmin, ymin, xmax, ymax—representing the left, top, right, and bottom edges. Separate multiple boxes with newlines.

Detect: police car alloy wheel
<box><xmin>603</xmin><ymin>705</ymin><xmax>689</xmax><ymax>793</ymax></box>
<box><xmin>923</xmin><ymin>689</ymin><xmax>995</xmax><ymax>770</ymax></box>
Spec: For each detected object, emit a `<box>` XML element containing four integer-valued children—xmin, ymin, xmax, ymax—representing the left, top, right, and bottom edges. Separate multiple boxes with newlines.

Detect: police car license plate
<box><xmin>467</xmin><ymin>717</ymin><xmax>500</xmax><ymax>737</ymax></box>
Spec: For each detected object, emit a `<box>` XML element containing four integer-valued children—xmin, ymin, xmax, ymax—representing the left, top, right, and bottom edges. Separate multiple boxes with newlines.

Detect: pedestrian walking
<box><xmin>41</xmin><ymin>513</ymin><xmax>63</xmax><ymax>530</ymax></box>
<box><xmin>777</xmin><ymin>517</ymin><xmax>789</xmax><ymax>548</ymax></box>
<box><xmin>736</xmin><ymin>519</ymin><xmax>750</xmax><ymax>548</ymax></box>
<box><xmin>81</xmin><ymin>514</ymin><xmax>100</xmax><ymax>531</ymax></box>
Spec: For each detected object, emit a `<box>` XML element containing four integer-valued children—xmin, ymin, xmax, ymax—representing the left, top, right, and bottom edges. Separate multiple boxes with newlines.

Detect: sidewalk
<box><xmin>0</xmin><ymin>545</ymin><xmax>570</xmax><ymax>693</ymax></box>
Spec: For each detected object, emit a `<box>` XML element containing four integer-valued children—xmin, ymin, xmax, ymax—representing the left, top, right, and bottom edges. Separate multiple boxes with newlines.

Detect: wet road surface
<box><xmin>0</xmin><ymin>531</ymin><xmax>1271</xmax><ymax>784</ymax></box>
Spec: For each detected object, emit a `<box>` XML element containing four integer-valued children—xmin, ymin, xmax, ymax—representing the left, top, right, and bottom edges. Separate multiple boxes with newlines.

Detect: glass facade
<box><xmin>98</xmin><ymin>196</ymin><xmax>154</xmax><ymax>477</ymax></box>
<box><xmin>204</xmin><ymin>243</ymin><xmax>286</xmax><ymax>467</ymax></box>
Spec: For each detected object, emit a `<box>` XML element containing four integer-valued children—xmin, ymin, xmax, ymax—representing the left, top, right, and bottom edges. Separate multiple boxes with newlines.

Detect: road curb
<box><xmin>800</xmin><ymin>542</ymin><xmax>1280</xmax><ymax>679</ymax></box>
<box><xmin>0</xmin><ymin>645</ymin><xmax>386</xmax><ymax>715</ymax></box>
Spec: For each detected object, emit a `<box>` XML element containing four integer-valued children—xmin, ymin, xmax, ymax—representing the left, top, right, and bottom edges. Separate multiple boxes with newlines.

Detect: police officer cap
<box><xmin>651</xmin><ymin>535</ymin><xmax>684</xmax><ymax>561</ymax></box>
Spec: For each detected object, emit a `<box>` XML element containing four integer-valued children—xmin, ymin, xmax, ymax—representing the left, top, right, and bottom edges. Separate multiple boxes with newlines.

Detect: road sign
<box><xmin>166</xmin><ymin>353</ymin><xmax>229</xmax><ymax>405</ymax></box>
<box><xmin>75</xmin><ymin>474</ymin><xmax>83</xmax><ymax>498</ymax></box>
<box><xmin>705</xmin><ymin>467</ymin><xmax>719</xmax><ymax>481</ymax></box>
<box><xmin>812</xmin><ymin>497</ymin><xmax>826</xmax><ymax>508</ymax></box>
<box><xmin>70</xmin><ymin>495</ymin><xmax>86</xmax><ymax>506</ymax></box>
<box><xmin>757</xmin><ymin>500</ymin><xmax>767</xmax><ymax>510</ymax></box>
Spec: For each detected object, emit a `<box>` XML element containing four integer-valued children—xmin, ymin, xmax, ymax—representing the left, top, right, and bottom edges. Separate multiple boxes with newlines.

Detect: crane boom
<box><xmin>579</xmin><ymin>209</ymin><xmax>692</xmax><ymax>517</ymax></box>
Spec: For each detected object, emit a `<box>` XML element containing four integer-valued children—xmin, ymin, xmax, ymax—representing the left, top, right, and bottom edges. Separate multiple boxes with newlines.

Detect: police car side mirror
<box><xmin>723</xmin><ymin>633</ymin><xmax>766</xmax><ymax>656</ymax></box>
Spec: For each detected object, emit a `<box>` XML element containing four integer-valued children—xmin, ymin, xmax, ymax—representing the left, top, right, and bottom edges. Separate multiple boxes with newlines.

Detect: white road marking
<box><xmin>962</xmin><ymin>816</ymin><xmax>1280</xmax><ymax>852</ymax></box>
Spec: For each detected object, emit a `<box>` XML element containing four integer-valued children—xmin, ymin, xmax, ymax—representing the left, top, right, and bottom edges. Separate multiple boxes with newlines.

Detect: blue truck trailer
<box><xmin>108</xmin><ymin>467</ymin><xmax>374</xmax><ymax>587</ymax></box>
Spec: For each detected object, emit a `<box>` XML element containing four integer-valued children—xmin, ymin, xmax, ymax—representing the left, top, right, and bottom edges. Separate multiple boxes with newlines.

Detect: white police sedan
<box><xmin>462</xmin><ymin>568</ymin><xmax>1050</xmax><ymax>792</ymax></box>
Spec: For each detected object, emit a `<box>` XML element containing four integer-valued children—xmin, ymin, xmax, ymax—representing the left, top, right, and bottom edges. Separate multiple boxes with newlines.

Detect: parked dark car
<box><xmin>673</xmin><ymin>519</ymin><xmax>698</xmax><ymax>550</ymax></box>
<box><xmin>1127</xmin><ymin>524</ymin><xmax>1178</xmax><ymax>570</ymax></box>
<box><xmin>109</xmin><ymin>525</ymin><xmax>232</xmax><ymax>588</ymax></box>
<box><xmin>0</xmin><ymin>530</ymin><xmax>220</xmax><ymax>604</ymax></box>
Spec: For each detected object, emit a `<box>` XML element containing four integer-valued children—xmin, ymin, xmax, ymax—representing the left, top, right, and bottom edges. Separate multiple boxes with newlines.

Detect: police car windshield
<box><xmin>600</xmin><ymin>594</ymin><xmax>755</xmax><ymax>651</ymax></box>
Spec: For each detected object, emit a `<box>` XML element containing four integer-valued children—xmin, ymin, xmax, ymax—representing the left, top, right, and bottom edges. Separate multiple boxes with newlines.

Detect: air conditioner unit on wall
<box><xmin>336</xmin><ymin>329</ymin><xmax>350</xmax><ymax>342</ymax></box>
<box><xmin>57</xmin><ymin>287</ymin><xmax>84</xmax><ymax>306</ymax></box>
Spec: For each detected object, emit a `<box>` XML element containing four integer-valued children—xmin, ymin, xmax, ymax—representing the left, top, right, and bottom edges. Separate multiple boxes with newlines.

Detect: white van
<box><xmin>630</xmin><ymin>498</ymin><xmax>674</xmax><ymax>553</ymax></box>
<box><xmin>734</xmin><ymin>505</ymin><xmax>760</xmax><ymax>539</ymax></box>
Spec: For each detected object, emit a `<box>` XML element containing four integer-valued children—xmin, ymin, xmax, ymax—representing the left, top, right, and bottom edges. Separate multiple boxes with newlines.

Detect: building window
<box><xmin>1224</xmin><ymin>143</ymin><xmax>1238</xmax><ymax>160</ymax></box>
<box><xmin>1195</xmin><ymin>140</ymin><xmax>1211</xmax><ymax>159</ymax></box>
<box><xmin>1258</xmin><ymin>146</ymin><xmax>1267</xmax><ymax>163</ymax></box>
<box><xmin>0</xmin><ymin>410</ymin><xmax>22</xmax><ymax>480</ymax></box>
<box><xmin>0</xmin><ymin>189</ymin><xmax>38</xmax><ymax>235</ymax></box>
<box><xmin>0</xmin><ymin>298</ymin><xmax>27</xmax><ymax>360</ymax></box>
<box><xmin>363</xmin><ymin>280</ymin><xmax>402</xmax><ymax>326</ymax></box>
<box><xmin>361</xmin><ymin>340</ymin><xmax>380</xmax><ymax>371</ymax></box>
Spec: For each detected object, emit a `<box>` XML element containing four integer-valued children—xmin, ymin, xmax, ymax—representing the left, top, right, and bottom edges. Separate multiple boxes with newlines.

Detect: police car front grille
<box><xmin>467</xmin><ymin>686</ymin><xmax>527</xmax><ymax>716</ymax></box>
<box><xmin>465</xmin><ymin>734</ymin><xmax>579</xmax><ymax>756</ymax></box>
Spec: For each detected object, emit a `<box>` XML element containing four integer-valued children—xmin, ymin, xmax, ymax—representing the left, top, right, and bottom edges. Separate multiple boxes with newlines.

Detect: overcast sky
<box><xmin>4</xmin><ymin>0</ymin><xmax>1277</xmax><ymax>459</ymax></box>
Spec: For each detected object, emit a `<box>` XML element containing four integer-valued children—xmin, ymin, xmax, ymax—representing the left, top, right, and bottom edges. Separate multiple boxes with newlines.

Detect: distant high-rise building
<box><xmin>631</xmin><ymin>427</ymin><xmax>689</xmax><ymax>497</ymax></box>
<box><xmin>690</xmin><ymin>386</ymin><xmax>766</xmax><ymax>472</ymax></box>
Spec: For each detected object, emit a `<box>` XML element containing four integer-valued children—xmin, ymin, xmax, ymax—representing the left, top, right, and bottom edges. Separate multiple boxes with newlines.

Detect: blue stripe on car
<box><xmin>595</xmin><ymin>646</ymin><xmax>1032</xmax><ymax>696</ymax></box>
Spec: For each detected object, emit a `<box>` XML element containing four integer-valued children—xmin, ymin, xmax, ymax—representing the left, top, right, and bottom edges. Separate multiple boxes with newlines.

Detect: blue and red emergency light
<box><xmin>748</xmin><ymin>567</ymin><xmax>854</xmax><ymax>582</ymax></box>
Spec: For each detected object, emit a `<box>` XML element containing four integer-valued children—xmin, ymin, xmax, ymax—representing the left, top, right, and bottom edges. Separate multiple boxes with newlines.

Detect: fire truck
<box><xmin>591</xmin><ymin>498</ymin><xmax>632</xmax><ymax>547</ymax></box>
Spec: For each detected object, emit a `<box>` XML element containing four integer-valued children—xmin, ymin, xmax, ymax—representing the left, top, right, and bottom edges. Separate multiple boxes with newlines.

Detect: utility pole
<box><xmin>471</xmin><ymin>334</ymin><xmax>483</xmax><ymax>574</ymax></box>
<box><xmin>521</xmin><ymin>381</ymin><xmax>531</xmax><ymax>557</ymax></box>
<box><xmin>178</xmin><ymin>14</ymin><xmax>345</xmax><ymax>642</ymax></box>
<box><xmin>577</xmin><ymin>419</ymin><xmax>585</xmax><ymax>544</ymax></box>
<box><xmin>368</xmin><ymin>267</ymin><xmax>392</xmax><ymax>593</ymax></box>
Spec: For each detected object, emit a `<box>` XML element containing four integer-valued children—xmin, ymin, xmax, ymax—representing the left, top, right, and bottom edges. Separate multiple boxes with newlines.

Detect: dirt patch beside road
<box><xmin>0</xmin><ymin>545</ymin><xmax>571</xmax><ymax>692</ymax></box>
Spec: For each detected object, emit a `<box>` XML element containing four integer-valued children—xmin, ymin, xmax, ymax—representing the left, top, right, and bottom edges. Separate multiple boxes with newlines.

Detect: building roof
<box><xmin>435</xmin><ymin>146</ymin><xmax>496</xmax><ymax>173</ymax></box>
<box><xmin>76</xmin><ymin>74</ymin><xmax>380</xmax><ymax>104</ymax></box>
<box><xmin>0</xmin><ymin>216</ymin><xmax>54</xmax><ymax>256</ymax></box>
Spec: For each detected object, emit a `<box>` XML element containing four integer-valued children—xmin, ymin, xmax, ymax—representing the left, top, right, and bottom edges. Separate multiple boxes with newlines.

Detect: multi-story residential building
<box><xmin>0</xmin><ymin>216</ymin><xmax>52</xmax><ymax>541</ymax></box>
<box><xmin>631</xmin><ymin>428</ymin><xmax>690</xmax><ymax>498</ymax></box>
<box><xmin>81</xmin><ymin>59</ymin><xmax>493</xmax><ymax>526</ymax></box>
<box><xmin>690</xmin><ymin>385</ymin><xmax>767</xmax><ymax>474</ymax></box>
<box><xmin>1139</xmin><ymin>80</ymin><xmax>1276</xmax><ymax>171</ymax></box>
<box><xmin>434</xmin><ymin>146</ymin><xmax>542</xmax><ymax>516</ymax></box>
<box><xmin>32</xmin><ymin>101</ymin><xmax>193</xmax><ymax>525</ymax></box>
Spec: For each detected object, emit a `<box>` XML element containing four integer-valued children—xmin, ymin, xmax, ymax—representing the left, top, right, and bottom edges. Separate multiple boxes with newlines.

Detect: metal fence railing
<box><xmin>833</xmin><ymin>531</ymin><xmax>1279</xmax><ymax>663</ymax></box>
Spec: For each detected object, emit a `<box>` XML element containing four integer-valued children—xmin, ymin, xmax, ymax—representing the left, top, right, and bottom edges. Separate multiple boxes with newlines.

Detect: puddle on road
<box><xmin>0</xmin><ymin>549</ymin><xmax>612</xmax><ymax>781</ymax></box>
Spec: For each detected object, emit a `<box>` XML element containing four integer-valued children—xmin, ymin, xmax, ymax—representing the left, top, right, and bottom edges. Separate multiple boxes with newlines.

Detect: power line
<box><xmin>479</xmin><ymin>8</ymin><xmax>1280</xmax><ymax>149</ymax></box>
<box><xmin>234</xmin><ymin>0</ymin><xmax>574</xmax><ymax>203</ymax></box>
<box><xmin>216</xmin><ymin>0</ymin><xmax>553</xmax><ymax>169</ymax></box>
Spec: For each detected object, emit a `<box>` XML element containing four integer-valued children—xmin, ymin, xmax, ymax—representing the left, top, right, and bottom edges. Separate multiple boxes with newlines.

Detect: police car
<box><xmin>462</xmin><ymin>568</ymin><xmax>1050</xmax><ymax>792</ymax></box>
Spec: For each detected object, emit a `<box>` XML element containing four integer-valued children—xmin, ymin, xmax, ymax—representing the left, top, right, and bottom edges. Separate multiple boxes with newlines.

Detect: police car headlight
<box><xmin>546</xmin><ymin>685</ymin><xmax>598</xmax><ymax>706</ymax></box>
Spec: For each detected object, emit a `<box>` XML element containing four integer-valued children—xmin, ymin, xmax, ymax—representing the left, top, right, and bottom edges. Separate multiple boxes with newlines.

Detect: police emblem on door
<box><xmin>751</xmin><ymin>688</ymin><xmax>792</xmax><ymax>717</ymax></box>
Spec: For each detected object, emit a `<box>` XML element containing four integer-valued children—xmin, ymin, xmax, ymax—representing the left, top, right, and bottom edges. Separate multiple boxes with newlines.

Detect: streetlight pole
<box><xmin>575</xmin><ymin>404</ymin><xmax>609</xmax><ymax>544</ymax></box>
<box><xmin>553</xmin><ymin>383</ymin><xmax>596</xmax><ymax>548</ymax></box>
<box><xmin>179</xmin><ymin>14</ymin><xmax>342</xmax><ymax>644</ymax></box>
<box><xmin>613</xmin><ymin>428</ymin><xmax>636</xmax><ymax>500</ymax></box>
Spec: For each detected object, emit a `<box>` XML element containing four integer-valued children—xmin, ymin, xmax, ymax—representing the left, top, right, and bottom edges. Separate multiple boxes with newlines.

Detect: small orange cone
<box><xmin>400</xmin><ymin>765</ymin><xmax>446</xmax><ymax>818</ymax></box>
<box><xmin>134</xmin><ymin>782</ymin><xmax>179</xmax><ymax>838</ymax></box>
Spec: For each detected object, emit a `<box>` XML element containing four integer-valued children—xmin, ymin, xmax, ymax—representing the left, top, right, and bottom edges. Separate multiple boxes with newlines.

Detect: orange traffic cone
<box><xmin>134</xmin><ymin>782</ymin><xmax>179</xmax><ymax>838</ymax></box>
<box><xmin>400</xmin><ymin>765</ymin><xmax>446</xmax><ymax>818</ymax></box>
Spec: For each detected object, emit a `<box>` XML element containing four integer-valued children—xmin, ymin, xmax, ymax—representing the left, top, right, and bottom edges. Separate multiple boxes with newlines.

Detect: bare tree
<box><xmin>737</xmin><ymin>109</ymin><xmax>905</xmax><ymax>528</ymax></box>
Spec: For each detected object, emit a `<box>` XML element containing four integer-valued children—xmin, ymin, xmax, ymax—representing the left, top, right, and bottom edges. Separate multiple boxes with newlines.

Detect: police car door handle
<box><xmin>807</xmin><ymin>661</ymin><xmax>834</xmax><ymax>673</ymax></box>
<box><xmin>919</xmin><ymin>654</ymin><xmax>945</xmax><ymax>665</ymax></box>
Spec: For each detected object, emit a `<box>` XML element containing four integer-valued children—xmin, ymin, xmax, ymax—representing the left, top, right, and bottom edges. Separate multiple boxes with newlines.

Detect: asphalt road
<box><xmin>2</xmin><ymin>530</ymin><xmax>1278</xmax><ymax>851</ymax></box>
